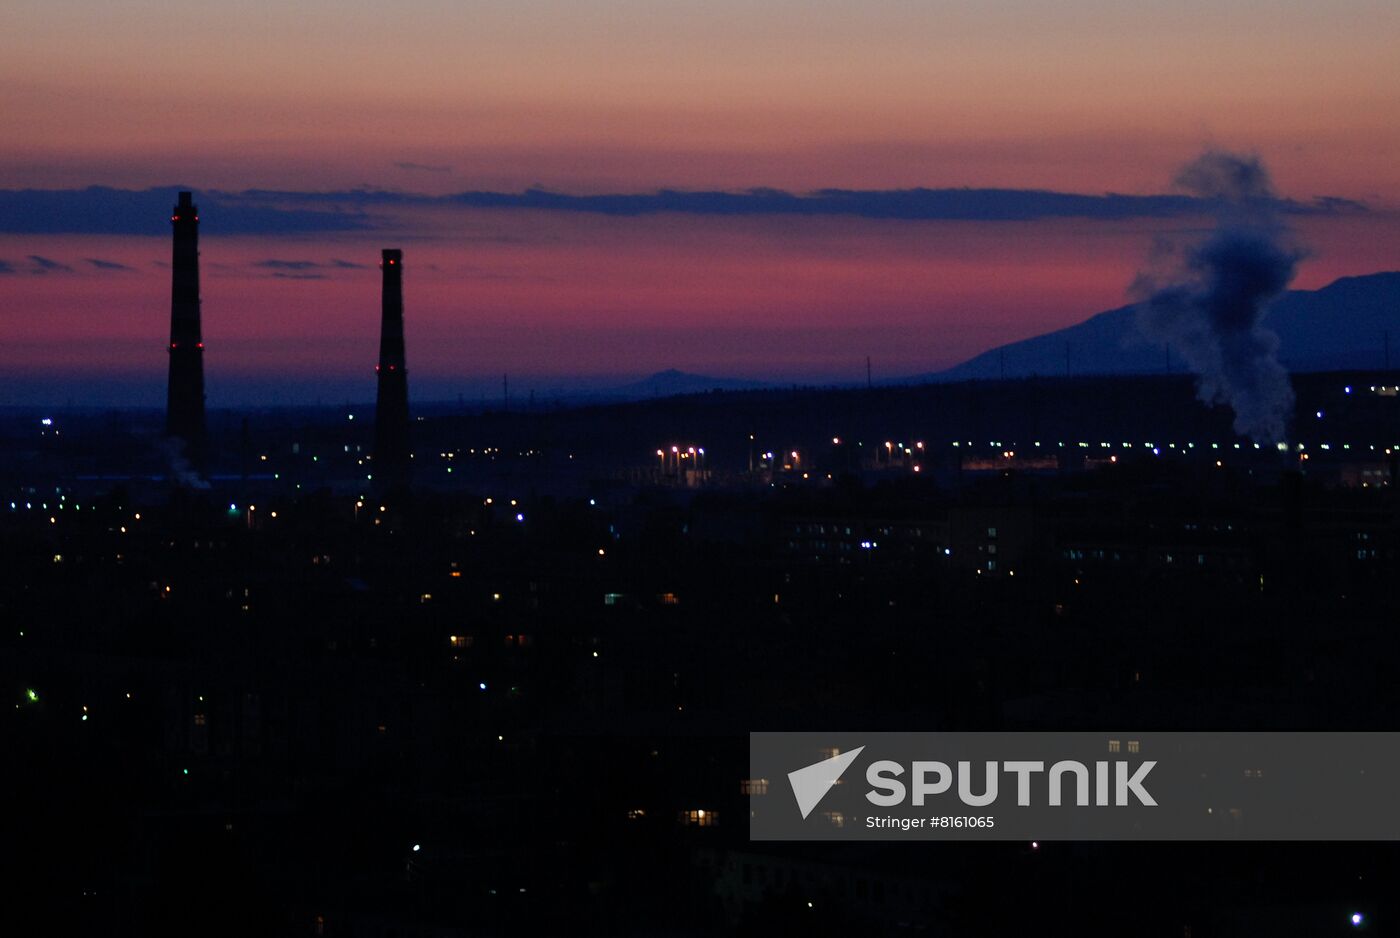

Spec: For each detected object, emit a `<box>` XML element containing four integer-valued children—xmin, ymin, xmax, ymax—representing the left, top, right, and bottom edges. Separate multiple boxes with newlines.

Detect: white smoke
<box><xmin>1134</xmin><ymin>151</ymin><xmax>1304</xmax><ymax>444</ymax></box>
<box><xmin>157</xmin><ymin>436</ymin><xmax>211</xmax><ymax>489</ymax></box>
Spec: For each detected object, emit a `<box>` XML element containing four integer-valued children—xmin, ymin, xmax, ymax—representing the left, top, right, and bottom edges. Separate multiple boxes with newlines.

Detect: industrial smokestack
<box><xmin>166</xmin><ymin>191</ymin><xmax>207</xmax><ymax>469</ymax></box>
<box><xmin>373</xmin><ymin>248</ymin><xmax>411</xmax><ymax>489</ymax></box>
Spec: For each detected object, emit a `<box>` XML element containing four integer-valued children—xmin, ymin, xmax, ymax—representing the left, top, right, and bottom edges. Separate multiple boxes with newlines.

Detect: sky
<box><xmin>2</xmin><ymin>0</ymin><xmax>1399</xmax><ymax>404</ymax></box>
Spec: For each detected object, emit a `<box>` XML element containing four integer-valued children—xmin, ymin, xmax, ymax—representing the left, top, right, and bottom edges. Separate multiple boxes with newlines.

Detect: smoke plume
<box><xmin>156</xmin><ymin>436</ymin><xmax>210</xmax><ymax>490</ymax></box>
<box><xmin>1134</xmin><ymin>151</ymin><xmax>1303</xmax><ymax>443</ymax></box>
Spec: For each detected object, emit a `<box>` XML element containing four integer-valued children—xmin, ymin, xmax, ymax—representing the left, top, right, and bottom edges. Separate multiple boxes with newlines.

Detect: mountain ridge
<box><xmin>924</xmin><ymin>271</ymin><xmax>1400</xmax><ymax>382</ymax></box>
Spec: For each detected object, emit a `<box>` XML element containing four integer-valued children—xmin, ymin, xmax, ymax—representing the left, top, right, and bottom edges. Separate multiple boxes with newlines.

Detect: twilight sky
<box><xmin>2</xmin><ymin>0</ymin><xmax>1399</xmax><ymax>404</ymax></box>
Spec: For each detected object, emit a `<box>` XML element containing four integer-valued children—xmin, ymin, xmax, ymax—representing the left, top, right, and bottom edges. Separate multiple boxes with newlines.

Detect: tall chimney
<box><xmin>374</xmin><ymin>248</ymin><xmax>411</xmax><ymax>488</ymax></box>
<box><xmin>166</xmin><ymin>191</ymin><xmax>206</xmax><ymax>465</ymax></box>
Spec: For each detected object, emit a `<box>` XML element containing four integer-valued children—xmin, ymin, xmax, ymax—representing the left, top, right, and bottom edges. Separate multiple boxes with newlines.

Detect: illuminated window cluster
<box><xmin>679</xmin><ymin>809</ymin><xmax>718</xmax><ymax>827</ymax></box>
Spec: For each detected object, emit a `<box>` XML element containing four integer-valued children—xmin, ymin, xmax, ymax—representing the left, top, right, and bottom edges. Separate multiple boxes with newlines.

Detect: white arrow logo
<box><xmin>788</xmin><ymin>746</ymin><xmax>865</xmax><ymax>819</ymax></box>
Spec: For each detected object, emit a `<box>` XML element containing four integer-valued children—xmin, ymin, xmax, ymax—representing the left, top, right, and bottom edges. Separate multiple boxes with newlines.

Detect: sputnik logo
<box><xmin>788</xmin><ymin>746</ymin><xmax>865</xmax><ymax>819</ymax></box>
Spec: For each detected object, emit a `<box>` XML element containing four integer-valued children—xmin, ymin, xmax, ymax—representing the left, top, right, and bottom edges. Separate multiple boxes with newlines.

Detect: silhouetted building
<box><xmin>374</xmin><ymin>248</ymin><xmax>411</xmax><ymax>488</ymax></box>
<box><xmin>166</xmin><ymin>191</ymin><xmax>206</xmax><ymax>466</ymax></box>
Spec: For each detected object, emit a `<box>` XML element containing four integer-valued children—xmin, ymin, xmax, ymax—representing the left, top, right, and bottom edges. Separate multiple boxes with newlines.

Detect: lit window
<box><xmin>680</xmin><ymin>809</ymin><xmax>717</xmax><ymax>827</ymax></box>
<box><xmin>740</xmin><ymin>778</ymin><xmax>770</xmax><ymax>795</ymax></box>
<box><xmin>823</xmin><ymin>811</ymin><xmax>845</xmax><ymax>828</ymax></box>
<box><xmin>1108</xmin><ymin>739</ymin><xmax>1121</xmax><ymax>753</ymax></box>
<box><xmin>449</xmin><ymin>634</ymin><xmax>473</xmax><ymax>648</ymax></box>
<box><xmin>1127</xmin><ymin>740</ymin><xmax>1140</xmax><ymax>753</ymax></box>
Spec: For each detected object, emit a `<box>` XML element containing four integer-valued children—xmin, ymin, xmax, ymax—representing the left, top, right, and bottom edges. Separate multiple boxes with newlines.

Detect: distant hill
<box><xmin>927</xmin><ymin>271</ymin><xmax>1400</xmax><ymax>381</ymax></box>
<box><xmin>598</xmin><ymin>369</ymin><xmax>771</xmax><ymax>399</ymax></box>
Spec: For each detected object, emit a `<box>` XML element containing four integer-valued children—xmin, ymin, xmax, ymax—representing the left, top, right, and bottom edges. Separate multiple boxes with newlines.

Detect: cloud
<box><xmin>27</xmin><ymin>254</ymin><xmax>74</xmax><ymax>273</ymax></box>
<box><xmin>394</xmin><ymin>161</ymin><xmax>453</xmax><ymax>174</ymax></box>
<box><xmin>0</xmin><ymin>259</ymin><xmax>15</xmax><ymax>275</ymax></box>
<box><xmin>254</xmin><ymin>259</ymin><xmax>322</xmax><ymax>270</ymax></box>
<box><xmin>0</xmin><ymin>183</ymin><xmax>1373</xmax><ymax>236</ymax></box>
<box><xmin>84</xmin><ymin>257</ymin><xmax>134</xmax><ymax>271</ymax></box>
<box><xmin>0</xmin><ymin>186</ymin><xmax>375</xmax><ymax>235</ymax></box>
<box><xmin>1311</xmin><ymin>195</ymin><xmax>1368</xmax><ymax>214</ymax></box>
<box><xmin>253</xmin><ymin>258</ymin><xmax>369</xmax><ymax>273</ymax></box>
<box><xmin>440</xmin><ymin>186</ymin><xmax>1215</xmax><ymax>220</ymax></box>
<box><xmin>433</xmin><ymin>185</ymin><xmax>1365</xmax><ymax>221</ymax></box>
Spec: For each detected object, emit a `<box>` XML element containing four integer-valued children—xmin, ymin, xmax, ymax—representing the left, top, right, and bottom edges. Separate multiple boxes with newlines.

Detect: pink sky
<box><xmin>1</xmin><ymin>0</ymin><xmax>1398</xmax><ymax>403</ymax></box>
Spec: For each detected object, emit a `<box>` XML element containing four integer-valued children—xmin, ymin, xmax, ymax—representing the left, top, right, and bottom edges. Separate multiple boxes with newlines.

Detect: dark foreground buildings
<box><xmin>4</xmin><ymin>371</ymin><xmax>1400</xmax><ymax>935</ymax></box>
<box><xmin>165</xmin><ymin>191</ymin><xmax>206</xmax><ymax>467</ymax></box>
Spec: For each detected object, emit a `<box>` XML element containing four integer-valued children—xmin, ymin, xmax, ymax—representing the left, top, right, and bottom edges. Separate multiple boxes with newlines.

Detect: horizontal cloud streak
<box><xmin>28</xmin><ymin>254</ymin><xmax>74</xmax><ymax>273</ymax></box>
<box><xmin>85</xmin><ymin>257</ymin><xmax>135</xmax><ymax>271</ymax></box>
<box><xmin>254</xmin><ymin>258</ymin><xmax>365</xmax><ymax>269</ymax></box>
<box><xmin>0</xmin><ymin>184</ymin><xmax>1371</xmax><ymax>236</ymax></box>
<box><xmin>446</xmin><ymin>187</ymin><xmax>1366</xmax><ymax>221</ymax></box>
<box><xmin>0</xmin><ymin>186</ymin><xmax>376</xmax><ymax>235</ymax></box>
<box><xmin>0</xmin><ymin>255</ymin><xmax>79</xmax><ymax>275</ymax></box>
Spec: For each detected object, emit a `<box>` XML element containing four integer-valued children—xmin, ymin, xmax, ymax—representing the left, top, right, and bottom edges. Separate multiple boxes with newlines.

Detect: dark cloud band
<box><xmin>0</xmin><ymin>183</ymin><xmax>1368</xmax><ymax>235</ymax></box>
